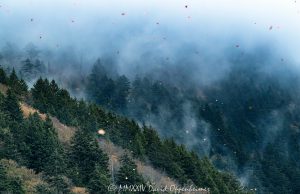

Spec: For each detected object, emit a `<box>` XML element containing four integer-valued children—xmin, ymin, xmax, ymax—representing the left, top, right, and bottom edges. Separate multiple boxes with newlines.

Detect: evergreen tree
<box><xmin>23</xmin><ymin>114</ymin><xmax>63</xmax><ymax>174</ymax></box>
<box><xmin>43</xmin><ymin>116</ymin><xmax>67</xmax><ymax>176</ymax></box>
<box><xmin>20</xmin><ymin>58</ymin><xmax>35</xmax><ymax>80</ymax></box>
<box><xmin>8</xmin><ymin>69</ymin><xmax>28</xmax><ymax>96</ymax></box>
<box><xmin>31</xmin><ymin>78</ymin><xmax>49</xmax><ymax>112</ymax></box>
<box><xmin>113</xmin><ymin>75</ymin><xmax>130</xmax><ymax>110</ymax></box>
<box><xmin>8</xmin><ymin>68</ymin><xmax>19</xmax><ymax>86</ymax></box>
<box><xmin>0</xmin><ymin>67</ymin><xmax>7</xmax><ymax>84</ymax></box>
<box><xmin>44</xmin><ymin>175</ymin><xmax>72</xmax><ymax>194</ymax></box>
<box><xmin>116</xmin><ymin>154</ymin><xmax>144</xmax><ymax>186</ymax></box>
<box><xmin>88</xmin><ymin>164</ymin><xmax>111</xmax><ymax>194</ymax></box>
<box><xmin>3</xmin><ymin>89</ymin><xmax>23</xmax><ymax>122</ymax></box>
<box><xmin>0</xmin><ymin>163</ymin><xmax>25</xmax><ymax>194</ymax></box>
<box><xmin>69</xmin><ymin>128</ymin><xmax>109</xmax><ymax>186</ymax></box>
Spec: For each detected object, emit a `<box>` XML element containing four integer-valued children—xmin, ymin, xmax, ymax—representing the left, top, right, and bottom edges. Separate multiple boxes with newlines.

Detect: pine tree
<box><xmin>116</xmin><ymin>154</ymin><xmax>144</xmax><ymax>186</ymax></box>
<box><xmin>8</xmin><ymin>69</ymin><xmax>28</xmax><ymax>96</ymax></box>
<box><xmin>23</xmin><ymin>114</ymin><xmax>63</xmax><ymax>174</ymax></box>
<box><xmin>20</xmin><ymin>58</ymin><xmax>34</xmax><ymax>80</ymax></box>
<box><xmin>69</xmin><ymin>128</ymin><xmax>109</xmax><ymax>186</ymax></box>
<box><xmin>0</xmin><ymin>67</ymin><xmax>7</xmax><ymax>84</ymax></box>
<box><xmin>0</xmin><ymin>163</ymin><xmax>25</xmax><ymax>194</ymax></box>
<box><xmin>3</xmin><ymin>89</ymin><xmax>23</xmax><ymax>122</ymax></box>
<box><xmin>0</xmin><ymin>127</ymin><xmax>22</xmax><ymax>162</ymax></box>
<box><xmin>43</xmin><ymin>116</ymin><xmax>66</xmax><ymax>176</ymax></box>
<box><xmin>88</xmin><ymin>164</ymin><xmax>111</xmax><ymax>194</ymax></box>
<box><xmin>8</xmin><ymin>68</ymin><xmax>19</xmax><ymax>86</ymax></box>
<box><xmin>31</xmin><ymin>78</ymin><xmax>49</xmax><ymax>112</ymax></box>
<box><xmin>113</xmin><ymin>75</ymin><xmax>130</xmax><ymax>110</ymax></box>
<box><xmin>44</xmin><ymin>175</ymin><xmax>72</xmax><ymax>194</ymax></box>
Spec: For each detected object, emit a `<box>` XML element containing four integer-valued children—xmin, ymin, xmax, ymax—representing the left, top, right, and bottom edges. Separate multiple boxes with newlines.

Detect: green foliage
<box><xmin>3</xmin><ymin>89</ymin><xmax>23</xmax><ymax>122</ymax></box>
<box><xmin>86</xmin><ymin>60</ymin><xmax>130</xmax><ymax>111</ymax></box>
<box><xmin>116</xmin><ymin>154</ymin><xmax>145</xmax><ymax>194</ymax></box>
<box><xmin>20</xmin><ymin>58</ymin><xmax>46</xmax><ymax>81</ymax></box>
<box><xmin>28</xmin><ymin>75</ymin><xmax>248</xmax><ymax>193</ymax></box>
<box><xmin>69</xmin><ymin>128</ymin><xmax>110</xmax><ymax>186</ymax></box>
<box><xmin>0</xmin><ymin>67</ymin><xmax>8</xmax><ymax>84</ymax></box>
<box><xmin>88</xmin><ymin>164</ymin><xmax>111</xmax><ymax>194</ymax></box>
<box><xmin>21</xmin><ymin>114</ymin><xmax>65</xmax><ymax>174</ymax></box>
<box><xmin>43</xmin><ymin>175</ymin><xmax>73</xmax><ymax>194</ymax></box>
<box><xmin>8</xmin><ymin>68</ymin><xmax>28</xmax><ymax>96</ymax></box>
<box><xmin>0</xmin><ymin>163</ymin><xmax>25</xmax><ymax>194</ymax></box>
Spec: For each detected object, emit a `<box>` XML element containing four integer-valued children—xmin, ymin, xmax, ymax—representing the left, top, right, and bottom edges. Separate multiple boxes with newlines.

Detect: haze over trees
<box><xmin>0</xmin><ymin>66</ymin><xmax>248</xmax><ymax>193</ymax></box>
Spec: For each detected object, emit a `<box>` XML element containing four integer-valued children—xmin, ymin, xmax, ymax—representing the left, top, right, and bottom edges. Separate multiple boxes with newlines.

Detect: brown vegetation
<box><xmin>0</xmin><ymin>83</ymin><xmax>8</xmax><ymax>95</ymax></box>
<box><xmin>51</xmin><ymin>117</ymin><xmax>76</xmax><ymax>144</ymax></box>
<box><xmin>0</xmin><ymin>159</ymin><xmax>46</xmax><ymax>193</ymax></box>
<box><xmin>20</xmin><ymin>102</ymin><xmax>46</xmax><ymax>120</ymax></box>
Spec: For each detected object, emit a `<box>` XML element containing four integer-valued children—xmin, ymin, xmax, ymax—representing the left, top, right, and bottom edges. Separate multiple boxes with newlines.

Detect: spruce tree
<box><xmin>69</xmin><ymin>128</ymin><xmax>109</xmax><ymax>186</ymax></box>
<box><xmin>113</xmin><ymin>75</ymin><xmax>130</xmax><ymax>110</ymax></box>
<box><xmin>88</xmin><ymin>164</ymin><xmax>111</xmax><ymax>194</ymax></box>
<box><xmin>3</xmin><ymin>89</ymin><xmax>23</xmax><ymax>122</ymax></box>
<box><xmin>116</xmin><ymin>154</ymin><xmax>144</xmax><ymax>186</ymax></box>
<box><xmin>23</xmin><ymin>114</ymin><xmax>62</xmax><ymax>174</ymax></box>
<box><xmin>0</xmin><ymin>67</ymin><xmax>7</xmax><ymax>84</ymax></box>
<box><xmin>8</xmin><ymin>69</ymin><xmax>27</xmax><ymax>96</ymax></box>
<box><xmin>8</xmin><ymin>68</ymin><xmax>18</xmax><ymax>86</ymax></box>
<box><xmin>20</xmin><ymin>58</ymin><xmax>34</xmax><ymax>80</ymax></box>
<box><xmin>0</xmin><ymin>163</ymin><xmax>25</xmax><ymax>194</ymax></box>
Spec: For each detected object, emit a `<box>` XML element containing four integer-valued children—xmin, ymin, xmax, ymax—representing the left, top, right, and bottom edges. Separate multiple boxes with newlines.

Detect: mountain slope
<box><xmin>0</xmin><ymin>67</ymin><xmax>249</xmax><ymax>193</ymax></box>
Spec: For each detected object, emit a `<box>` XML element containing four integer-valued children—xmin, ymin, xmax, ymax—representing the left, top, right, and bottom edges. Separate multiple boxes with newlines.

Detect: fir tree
<box><xmin>113</xmin><ymin>75</ymin><xmax>130</xmax><ymax>110</ymax></box>
<box><xmin>8</xmin><ymin>69</ymin><xmax>28</xmax><ymax>96</ymax></box>
<box><xmin>88</xmin><ymin>164</ymin><xmax>111</xmax><ymax>194</ymax></box>
<box><xmin>116</xmin><ymin>154</ymin><xmax>144</xmax><ymax>186</ymax></box>
<box><xmin>0</xmin><ymin>163</ymin><xmax>25</xmax><ymax>194</ymax></box>
<box><xmin>0</xmin><ymin>67</ymin><xmax>7</xmax><ymax>84</ymax></box>
<box><xmin>20</xmin><ymin>58</ymin><xmax>35</xmax><ymax>80</ymax></box>
<box><xmin>3</xmin><ymin>89</ymin><xmax>23</xmax><ymax>122</ymax></box>
<box><xmin>69</xmin><ymin>128</ymin><xmax>109</xmax><ymax>186</ymax></box>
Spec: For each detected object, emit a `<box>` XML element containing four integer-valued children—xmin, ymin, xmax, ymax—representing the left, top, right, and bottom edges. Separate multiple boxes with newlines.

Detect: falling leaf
<box><xmin>185</xmin><ymin>5</ymin><xmax>188</xmax><ymax>8</ymax></box>
<box><xmin>269</xmin><ymin>25</ymin><xmax>273</xmax><ymax>30</ymax></box>
<box><xmin>121</xmin><ymin>12</ymin><xmax>126</xmax><ymax>16</ymax></box>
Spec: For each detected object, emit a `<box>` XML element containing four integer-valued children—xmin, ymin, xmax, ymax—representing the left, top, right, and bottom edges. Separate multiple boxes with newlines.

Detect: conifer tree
<box><xmin>88</xmin><ymin>164</ymin><xmax>111</xmax><ymax>194</ymax></box>
<box><xmin>23</xmin><ymin>114</ymin><xmax>62</xmax><ymax>174</ymax></box>
<box><xmin>69</xmin><ymin>128</ymin><xmax>109</xmax><ymax>186</ymax></box>
<box><xmin>113</xmin><ymin>75</ymin><xmax>130</xmax><ymax>110</ymax></box>
<box><xmin>3</xmin><ymin>89</ymin><xmax>23</xmax><ymax>122</ymax></box>
<box><xmin>116</xmin><ymin>154</ymin><xmax>144</xmax><ymax>186</ymax></box>
<box><xmin>8</xmin><ymin>68</ymin><xmax>18</xmax><ymax>86</ymax></box>
<box><xmin>8</xmin><ymin>69</ymin><xmax>28</xmax><ymax>96</ymax></box>
<box><xmin>20</xmin><ymin>58</ymin><xmax>34</xmax><ymax>80</ymax></box>
<box><xmin>0</xmin><ymin>163</ymin><xmax>25</xmax><ymax>194</ymax></box>
<box><xmin>0</xmin><ymin>67</ymin><xmax>7</xmax><ymax>84</ymax></box>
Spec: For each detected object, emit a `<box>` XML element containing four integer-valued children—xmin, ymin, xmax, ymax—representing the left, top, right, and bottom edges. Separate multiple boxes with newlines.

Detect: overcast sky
<box><xmin>0</xmin><ymin>0</ymin><xmax>300</xmax><ymax>65</ymax></box>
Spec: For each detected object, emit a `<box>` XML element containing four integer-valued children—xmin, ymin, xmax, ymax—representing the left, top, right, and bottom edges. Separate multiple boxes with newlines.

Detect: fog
<box><xmin>1</xmin><ymin>1</ymin><xmax>300</xmax><ymax>191</ymax></box>
<box><xmin>1</xmin><ymin>0</ymin><xmax>300</xmax><ymax>78</ymax></box>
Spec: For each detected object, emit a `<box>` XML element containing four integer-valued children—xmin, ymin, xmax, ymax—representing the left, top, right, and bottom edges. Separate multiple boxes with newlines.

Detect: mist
<box><xmin>2</xmin><ymin>1</ymin><xmax>300</xmax><ymax>192</ymax></box>
<box><xmin>1</xmin><ymin>0</ymin><xmax>300</xmax><ymax>82</ymax></box>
